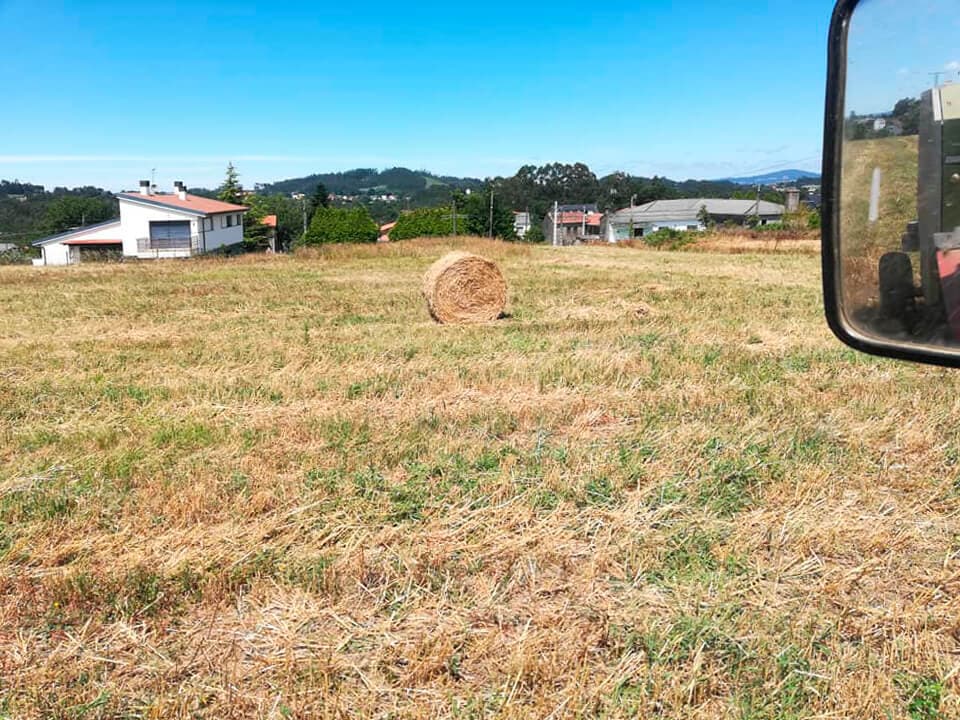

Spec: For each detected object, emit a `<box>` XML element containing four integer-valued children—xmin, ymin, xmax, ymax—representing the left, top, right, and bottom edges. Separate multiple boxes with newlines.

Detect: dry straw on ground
<box><xmin>422</xmin><ymin>250</ymin><xmax>507</xmax><ymax>323</ymax></box>
<box><xmin>2</xmin><ymin>237</ymin><xmax>960</xmax><ymax>718</ymax></box>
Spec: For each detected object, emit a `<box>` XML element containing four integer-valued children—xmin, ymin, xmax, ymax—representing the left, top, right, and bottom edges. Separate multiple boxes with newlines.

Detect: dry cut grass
<box><xmin>2</xmin><ymin>237</ymin><xmax>960</xmax><ymax>719</ymax></box>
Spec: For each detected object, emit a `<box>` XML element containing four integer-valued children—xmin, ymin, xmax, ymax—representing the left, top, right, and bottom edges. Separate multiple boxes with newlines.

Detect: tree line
<box><xmin>0</xmin><ymin>158</ymin><xmax>797</xmax><ymax>250</ymax></box>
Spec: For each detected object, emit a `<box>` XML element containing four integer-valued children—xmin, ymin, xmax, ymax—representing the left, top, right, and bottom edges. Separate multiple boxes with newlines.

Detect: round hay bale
<box><xmin>422</xmin><ymin>251</ymin><xmax>507</xmax><ymax>324</ymax></box>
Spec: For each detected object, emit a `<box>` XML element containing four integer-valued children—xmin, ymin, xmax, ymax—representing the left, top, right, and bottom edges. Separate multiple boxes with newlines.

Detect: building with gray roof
<box><xmin>601</xmin><ymin>198</ymin><xmax>785</xmax><ymax>242</ymax></box>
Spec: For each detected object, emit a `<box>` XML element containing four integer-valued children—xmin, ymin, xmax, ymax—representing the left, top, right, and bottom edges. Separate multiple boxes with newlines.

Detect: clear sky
<box><xmin>845</xmin><ymin>0</ymin><xmax>960</xmax><ymax>114</ymax></box>
<box><xmin>1</xmin><ymin>0</ymin><xmax>845</xmax><ymax>191</ymax></box>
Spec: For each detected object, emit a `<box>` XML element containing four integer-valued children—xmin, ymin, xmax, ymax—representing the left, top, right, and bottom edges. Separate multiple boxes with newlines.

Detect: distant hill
<box><xmin>259</xmin><ymin>167</ymin><xmax>485</xmax><ymax>200</ymax></box>
<box><xmin>721</xmin><ymin>169</ymin><xmax>821</xmax><ymax>186</ymax></box>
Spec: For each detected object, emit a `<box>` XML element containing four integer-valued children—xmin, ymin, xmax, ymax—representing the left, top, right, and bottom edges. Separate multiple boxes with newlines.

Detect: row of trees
<box><xmin>0</xmin><ymin>183</ymin><xmax>119</xmax><ymax>246</ymax></box>
<box><xmin>391</xmin><ymin>190</ymin><xmax>514</xmax><ymax>241</ymax></box>
<box><xmin>216</xmin><ymin>163</ymin><xmax>519</xmax><ymax>247</ymax></box>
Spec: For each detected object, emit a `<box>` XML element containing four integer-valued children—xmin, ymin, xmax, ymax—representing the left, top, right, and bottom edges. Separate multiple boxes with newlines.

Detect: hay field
<box><xmin>2</xmin><ymin>238</ymin><xmax>960</xmax><ymax>719</ymax></box>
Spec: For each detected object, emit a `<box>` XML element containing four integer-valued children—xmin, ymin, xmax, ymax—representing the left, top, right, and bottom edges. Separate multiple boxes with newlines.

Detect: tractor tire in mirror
<box><xmin>823</xmin><ymin>0</ymin><xmax>960</xmax><ymax>366</ymax></box>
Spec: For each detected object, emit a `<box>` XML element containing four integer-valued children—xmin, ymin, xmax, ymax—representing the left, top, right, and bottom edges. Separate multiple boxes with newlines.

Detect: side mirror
<box><xmin>824</xmin><ymin>0</ymin><xmax>960</xmax><ymax>366</ymax></box>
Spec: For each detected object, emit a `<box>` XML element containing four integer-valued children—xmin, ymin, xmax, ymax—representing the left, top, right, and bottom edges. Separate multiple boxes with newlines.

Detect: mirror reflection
<box><xmin>840</xmin><ymin>0</ymin><xmax>960</xmax><ymax>349</ymax></box>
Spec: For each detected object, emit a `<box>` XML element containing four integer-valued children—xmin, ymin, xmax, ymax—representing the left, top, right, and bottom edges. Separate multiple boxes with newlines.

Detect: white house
<box><xmin>513</xmin><ymin>211</ymin><xmax>531</xmax><ymax>238</ymax></box>
<box><xmin>33</xmin><ymin>180</ymin><xmax>249</xmax><ymax>266</ymax></box>
<box><xmin>601</xmin><ymin>198</ymin><xmax>785</xmax><ymax>242</ymax></box>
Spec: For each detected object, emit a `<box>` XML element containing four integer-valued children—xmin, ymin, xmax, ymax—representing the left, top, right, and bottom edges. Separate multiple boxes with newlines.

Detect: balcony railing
<box><xmin>136</xmin><ymin>235</ymin><xmax>203</xmax><ymax>255</ymax></box>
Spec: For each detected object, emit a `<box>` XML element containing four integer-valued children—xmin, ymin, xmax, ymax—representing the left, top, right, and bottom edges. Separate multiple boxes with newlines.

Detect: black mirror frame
<box><xmin>822</xmin><ymin>0</ymin><xmax>960</xmax><ymax>368</ymax></box>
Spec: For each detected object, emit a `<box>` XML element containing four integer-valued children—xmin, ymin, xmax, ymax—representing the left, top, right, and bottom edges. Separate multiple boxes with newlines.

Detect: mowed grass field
<box><xmin>2</xmin><ymin>237</ymin><xmax>960</xmax><ymax>719</ymax></box>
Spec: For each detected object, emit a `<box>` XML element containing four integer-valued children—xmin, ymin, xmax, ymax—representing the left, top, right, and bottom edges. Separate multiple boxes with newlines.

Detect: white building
<box><xmin>513</xmin><ymin>211</ymin><xmax>531</xmax><ymax>238</ymax></box>
<box><xmin>601</xmin><ymin>198</ymin><xmax>785</xmax><ymax>242</ymax></box>
<box><xmin>33</xmin><ymin>180</ymin><xmax>248</xmax><ymax>266</ymax></box>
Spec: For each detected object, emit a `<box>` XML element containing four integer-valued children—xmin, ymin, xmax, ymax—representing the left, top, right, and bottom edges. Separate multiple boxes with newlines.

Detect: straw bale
<box><xmin>421</xmin><ymin>251</ymin><xmax>507</xmax><ymax>324</ymax></box>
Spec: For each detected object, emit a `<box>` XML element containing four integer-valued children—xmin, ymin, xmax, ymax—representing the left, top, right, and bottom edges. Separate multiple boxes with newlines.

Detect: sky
<box><xmin>845</xmin><ymin>0</ymin><xmax>960</xmax><ymax>114</ymax></box>
<box><xmin>0</xmin><ymin>0</ymin><xmax>850</xmax><ymax>191</ymax></box>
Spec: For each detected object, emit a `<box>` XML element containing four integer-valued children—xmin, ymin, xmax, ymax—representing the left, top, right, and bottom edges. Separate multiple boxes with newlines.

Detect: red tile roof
<box><xmin>261</xmin><ymin>214</ymin><xmax>277</xmax><ymax>228</ymax></box>
<box><xmin>557</xmin><ymin>211</ymin><xmax>602</xmax><ymax>226</ymax></box>
<box><xmin>62</xmin><ymin>238</ymin><xmax>122</xmax><ymax>246</ymax></box>
<box><xmin>118</xmin><ymin>192</ymin><xmax>248</xmax><ymax>215</ymax></box>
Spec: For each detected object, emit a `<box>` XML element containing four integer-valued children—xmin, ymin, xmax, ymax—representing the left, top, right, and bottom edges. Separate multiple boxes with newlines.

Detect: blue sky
<box><xmin>846</xmin><ymin>0</ymin><xmax>960</xmax><ymax>114</ymax></box>
<box><xmin>2</xmin><ymin>0</ymin><xmax>844</xmax><ymax>191</ymax></box>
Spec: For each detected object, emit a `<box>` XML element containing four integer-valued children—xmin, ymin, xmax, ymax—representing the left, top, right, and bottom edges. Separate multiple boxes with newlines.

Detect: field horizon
<box><xmin>2</xmin><ymin>237</ymin><xmax>958</xmax><ymax>719</ymax></box>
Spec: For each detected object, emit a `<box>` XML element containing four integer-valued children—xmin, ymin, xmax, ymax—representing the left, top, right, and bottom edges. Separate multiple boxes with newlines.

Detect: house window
<box><xmin>203</xmin><ymin>218</ymin><xmax>213</xmax><ymax>232</ymax></box>
<box><xmin>687</xmin><ymin>225</ymin><xmax>699</xmax><ymax>231</ymax></box>
<box><xmin>221</xmin><ymin>215</ymin><xmax>233</xmax><ymax>228</ymax></box>
<box><xmin>633</xmin><ymin>227</ymin><xmax>644</xmax><ymax>238</ymax></box>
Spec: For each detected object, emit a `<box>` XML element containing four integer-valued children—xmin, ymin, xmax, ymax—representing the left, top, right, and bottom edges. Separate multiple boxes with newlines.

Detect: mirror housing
<box><xmin>823</xmin><ymin>0</ymin><xmax>960</xmax><ymax>367</ymax></box>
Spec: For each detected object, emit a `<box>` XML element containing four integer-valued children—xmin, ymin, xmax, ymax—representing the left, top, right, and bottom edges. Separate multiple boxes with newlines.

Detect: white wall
<box><xmin>118</xmin><ymin>200</ymin><xmax>196</xmax><ymax>258</ymax></box>
<box><xmin>203</xmin><ymin>213</ymin><xmax>244</xmax><ymax>251</ymax></box>
<box><xmin>42</xmin><ymin>242</ymin><xmax>71</xmax><ymax>266</ymax></box>
<box><xmin>118</xmin><ymin>200</ymin><xmax>245</xmax><ymax>257</ymax></box>
<box><xmin>38</xmin><ymin>221</ymin><xmax>122</xmax><ymax>266</ymax></box>
<box><xmin>607</xmin><ymin>217</ymin><xmax>703</xmax><ymax>241</ymax></box>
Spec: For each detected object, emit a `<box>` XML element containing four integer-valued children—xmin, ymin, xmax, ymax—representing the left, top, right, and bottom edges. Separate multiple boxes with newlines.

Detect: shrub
<box><xmin>522</xmin><ymin>222</ymin><xmax>545</xmax><ymax>243</ymax></box>
<box><xmin>390</xmin><ymin>207</ymin><xmax>456</xmax><ymax>241</ymax></box>
<box><xmin>642</xmin><ymin>228</ymin><xmax>696</xmax><ymax>250</ymax></box>
<box><xmin>756</xmin><ymin>222</ymin><xmax>786</xmax><ymax>232</ymax></box>
<box><xmin>301</xmin><ymin>206</ymin><xmax>378</xmax><ymax>245</ymax></box>
<box><xmin>0</xmin><ymin>248</ymin><xmax>32</xmax><ymax>265</ymax></box>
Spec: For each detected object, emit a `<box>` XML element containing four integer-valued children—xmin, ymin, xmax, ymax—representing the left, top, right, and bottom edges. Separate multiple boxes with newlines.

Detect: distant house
<box><xmin>0</xmin><ymin>243</ymin><xmax>18</xmax><ymax>253</ymax></box>
<box><xmin>261</xmin><ymin>214</ymin><xmax>278</xmax><ymax>252</ymax></box>
<box><xmin>33</xmin><ymin>180</ymin><xmax>248</xmax><ymax>266</ymax></box>
<box><xmin>513</xmin><ymin>212</ymin><xmax>531</xmax><ymax>238</ymax></box>
<box><xmin>602</xmin><ymin>198</ymin><xmax>785</xmax><ymax>242</ymax></box>
<box><xmin>543</xmin><ymin>206</ymin><xmax>603</xmax><ymax>245</ymax></box>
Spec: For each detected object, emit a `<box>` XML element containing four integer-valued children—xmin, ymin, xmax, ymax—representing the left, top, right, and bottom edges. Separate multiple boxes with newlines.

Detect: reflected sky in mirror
<box><xmin>847</xmin><ymin>0</ymin><xmax>960</xmax><ymax>113</ymax></box>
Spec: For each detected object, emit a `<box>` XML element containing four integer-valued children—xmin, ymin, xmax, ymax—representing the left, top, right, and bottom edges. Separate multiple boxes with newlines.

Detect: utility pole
<box><xmin>488</xmin><ymin>191</ymin><xmax>494</xmax><ymax>238</ymax></box>
<box><xmin>931</xmin><ymin>71</ymin><xmax>945</xmax><ymax>87</ymax></box>
<box><xmin>302</xmin><ymin>198</ymin><xmax>307</xmax><ymax>235</ymax></box>
<box><xmin>755</xmin><ymin>183</ymin><xmax>761</xmax><ymax>222</ymax></box>
<box><xmin>552</xmin><ymin>200</ymin><xmax>558</xmax><ymax>246</ymax></box>
<box><xmin>452</xmin><ymin>196</ymin><xmax>457</xmax><ymax>237</ymax></box>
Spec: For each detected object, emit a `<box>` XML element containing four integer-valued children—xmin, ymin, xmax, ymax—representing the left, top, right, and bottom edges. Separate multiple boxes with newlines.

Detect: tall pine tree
<box><xmin>218</xmin><ymin>163</ymin><xmax>242</xmax><ymax>204</ymax></box>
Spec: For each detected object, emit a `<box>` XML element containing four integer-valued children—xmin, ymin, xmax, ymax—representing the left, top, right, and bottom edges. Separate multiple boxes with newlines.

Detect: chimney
<box><xmin>785</xmin><ymin>187</ymin><xmax>801</xmax><ymax>213</ymax></box>
<box><xmin>175</xmin><ymin>181</ymin><xmax>187</xmax><ymax>201</ymax></box>
<box><xmin>139</xmin><ymin>180</ymin><xmax>151</xmax><ymax>196</ymax></box>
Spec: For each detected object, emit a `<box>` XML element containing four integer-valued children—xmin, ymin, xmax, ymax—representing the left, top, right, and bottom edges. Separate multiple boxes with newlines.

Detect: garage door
<box><xmin>149</xmin><ymin>221</ymin><xmax>191</xmax><ymax>249</ymax></box>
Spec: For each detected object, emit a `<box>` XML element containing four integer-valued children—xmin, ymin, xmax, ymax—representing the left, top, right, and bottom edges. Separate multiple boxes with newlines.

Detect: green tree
<box><xmin>301</xmin><ymin>205</ymin><xmax>378</xmax><ymax>245</ymax></box>
<box><xmin>697</xmin><ymin>203</ymin><xmax>712</xmax><ymax>228</ymax></box>
<box><xmin>217</xmin><ymin>163</ymin><xmax>243</xmax><ymax>205</ymax></box>
<box><xmin>455</xmin><ymin>188</ymin><xmax>516</xmax><ymax>239</ymax></box>
<box><xmin>309</xmin><ymin>182</ymin><xmax>329</xmax><ymax>217</ymax></box>
<box><xmin>892</xmin><ymin>96</ymin><xmax>921</xmax><ymax>135</ymax></box>
<box><xmin>241</xmin><ymin>195</ymin><xmax>272</xmax><ymax>248</ymax></box>
<box><xmin>390</xmin><ymin>206</ymin><xmax>457</xmax><ymax>240</ymax></box>
<box><xmin>523</xmin><ymin>220</ymin><xmax>545</xmax><ymax>243</ymax></box>
<box><xmin>43</xmin><ymin>195</ymin><xmax>117</xmax><ymax>234</ymax></box>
